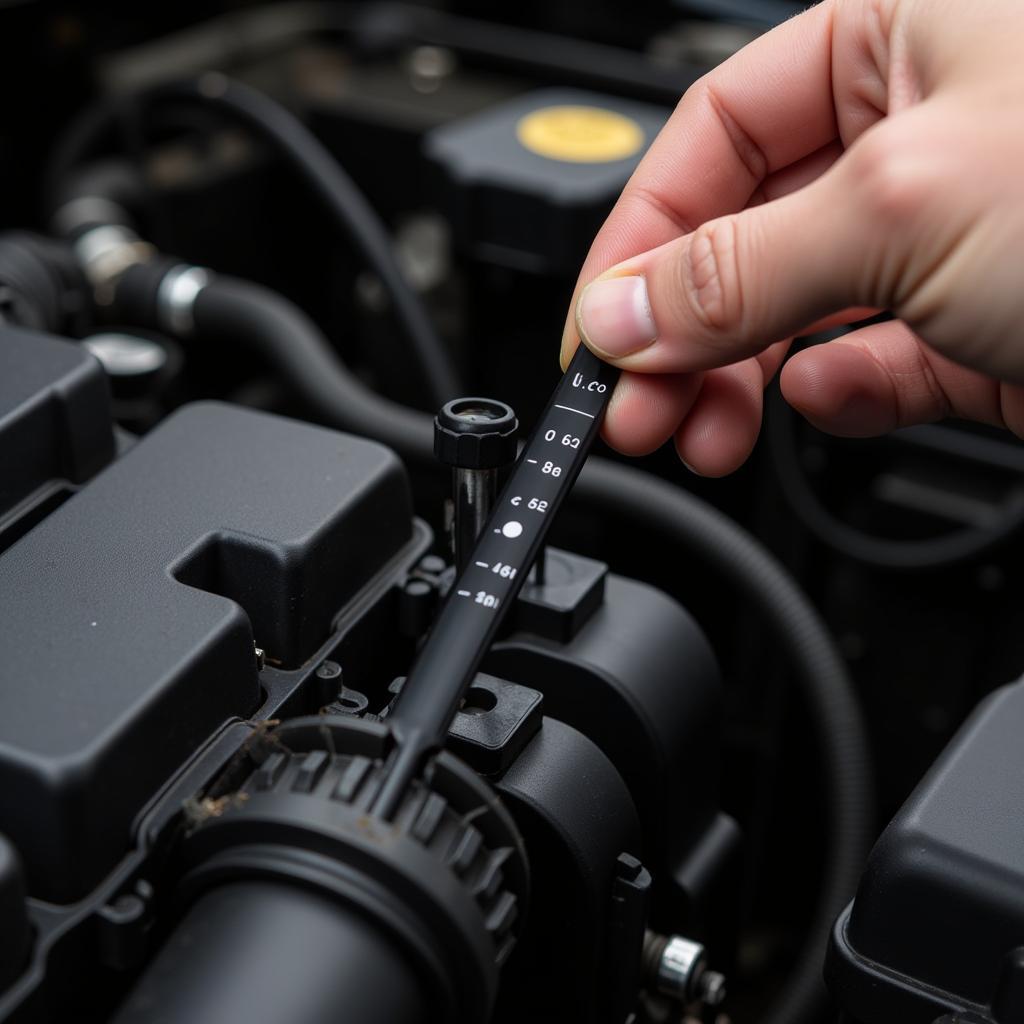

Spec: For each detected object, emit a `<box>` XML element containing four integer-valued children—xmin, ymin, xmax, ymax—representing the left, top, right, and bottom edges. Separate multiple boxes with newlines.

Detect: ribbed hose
<box><xmin>46</xmin><ymin>74</ymin><xmax>459</xmax><ymax>409</ymax></box>
<box><xmin>116</xmin><ymin>266</ymin><xmax>875</xmax><ymax>1024</ymax></box>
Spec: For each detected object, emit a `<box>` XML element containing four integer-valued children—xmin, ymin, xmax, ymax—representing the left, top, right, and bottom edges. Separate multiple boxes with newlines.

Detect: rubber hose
<box><xmin>187</xmin><ymin>275</ymin><xmax>434</xmax><ymax>458</ymax></box>
<box><xmin>45</xmin><ymin>74</ymin><xmax>459</xmax><ymax>409</ymax></box>
<box><xmin>172</xmin><ymin>273</ymin><xmax>873</xmax><ymax>1024</ymax></box>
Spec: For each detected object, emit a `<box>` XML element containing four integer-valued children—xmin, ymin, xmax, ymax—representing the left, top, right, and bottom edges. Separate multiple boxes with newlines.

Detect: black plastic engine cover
<box><xmin>0</xmin><ymin>327</ymin><xmax>114</xmax><ymax>537</ymax></box>
<box><xmin>827</xmin><ymin>678</ymin><xmax>1024</xmax><ymax>1024</ymax></box>
<box><xmin>0</xmin><ymin>401</ymin><xmax>413</xmax><ymax>902</ymax></box>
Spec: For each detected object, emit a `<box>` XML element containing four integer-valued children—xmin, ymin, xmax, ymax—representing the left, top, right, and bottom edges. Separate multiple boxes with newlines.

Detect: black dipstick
<box><xmin>374</xmin><ymin>346</ymin><xmax>619</xmax><ymax>818</ymax></box>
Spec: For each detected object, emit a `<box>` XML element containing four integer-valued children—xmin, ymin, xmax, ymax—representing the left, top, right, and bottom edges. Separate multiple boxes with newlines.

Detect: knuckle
<box><xmin>847</xmin><ymin>125</ymin><xmax>937</xmax><ymax>228</ymax></box>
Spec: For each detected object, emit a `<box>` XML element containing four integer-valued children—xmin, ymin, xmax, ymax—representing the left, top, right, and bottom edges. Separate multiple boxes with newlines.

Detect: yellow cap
<box><xmin>516</xmin><ymin>105</ymin><xmax>644</xmax><ymax>164</ymax></box>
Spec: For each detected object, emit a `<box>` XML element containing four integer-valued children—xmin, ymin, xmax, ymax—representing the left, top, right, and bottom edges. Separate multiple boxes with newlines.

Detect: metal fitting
<box><xmin>73</xmin><ymin>223</ymin><xmax>153</xmax><ymax>293</ymax></box>
<box><xmin>433</xmin><ymin>396</ymin><xmax>518</xmax><ymax>570</ymax></box>
<box><xmin>644</xmin><ymin>932</ymin><xmax>727</xmax><ymax>1007</ymax></box>
<box><xmin>52</xmin><ymin>196</ymin><xmax>132</xmax><ymax>241</ymax></box>
<box><xmin>157</xmin><ymin>264</ymin><xmax>210</xmax><ymax>338</ymax></box>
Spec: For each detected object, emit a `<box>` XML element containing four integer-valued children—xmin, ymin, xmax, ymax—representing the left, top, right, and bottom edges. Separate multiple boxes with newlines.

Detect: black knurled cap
<box><xmin>434</xmin><ymin>397</ymin><xmax>518</xmax><ymax>470</ymax></box>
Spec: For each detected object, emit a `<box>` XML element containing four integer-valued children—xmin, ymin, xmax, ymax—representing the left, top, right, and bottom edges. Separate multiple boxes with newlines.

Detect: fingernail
<box><xmin>576</xmin><ymin>276</ymin><xmax>657</xmax><ymax>358</ymax></box>
<box><xmin>679</xmin><ymin>457</ymin><xmax>704</xmax><ymax>477</ymax></box>
<box><xmin>558</xmin><ymin>337</ymin><xmax>573</xmax><ymax>372</ymax></box>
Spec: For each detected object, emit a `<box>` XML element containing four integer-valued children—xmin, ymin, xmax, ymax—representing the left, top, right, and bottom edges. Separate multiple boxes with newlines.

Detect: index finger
<box><xmin>562</xmin><ymin>0</ymin><xmax>839</xmax><ymax>358</ymax></box>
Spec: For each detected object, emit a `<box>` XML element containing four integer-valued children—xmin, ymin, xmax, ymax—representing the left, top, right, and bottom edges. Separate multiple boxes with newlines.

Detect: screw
<box><xmin>645</xmin><ymin>933</ymin><xmax>727</xmax><ymax>1008</ymax></box>
<box><xmin>315</xmin><ymin>660</ymin><xmax>342</xmax><ymax>682</ymax></box>
<box><xmin>417</xmin><ymin>554</ymin><xmax>448</xmax><ymax>576</ymax></box>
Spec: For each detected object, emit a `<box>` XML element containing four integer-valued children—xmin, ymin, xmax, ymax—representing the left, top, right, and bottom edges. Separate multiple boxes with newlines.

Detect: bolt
<box><xmin>645</xmin><ymin>933</ymin><xmax>726</xmax><ymax>1008</ymax></box>
<box><xmin>417</xmin><ymin>554</ymin><xmax>447</xmax><ymax>576</ymax></box>
<box><xmin>254</xmin><ymin>646</ymin><xmax>266</xmax><ymax>672</ymax></box>
<box><xmin>315</xmin><ymin>660</ymin><xmax>342</xmax><ymax>681</ymax></box>
<box><xmin>404</xmin><ymin>579</ymin><xmax>433</xmax><ymax>599</ymax></box>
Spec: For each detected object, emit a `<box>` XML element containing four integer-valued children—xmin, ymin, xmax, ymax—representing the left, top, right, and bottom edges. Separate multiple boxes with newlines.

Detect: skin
<box><xmin>560</xmin><ymin>0</ymin><xmax>1024</xmax><ymax>476</ymax></box>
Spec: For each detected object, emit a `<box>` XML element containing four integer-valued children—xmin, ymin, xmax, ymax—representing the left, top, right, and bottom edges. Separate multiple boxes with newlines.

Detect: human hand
<box><xmin>560</xmin><ymin>0</ymin><xmax>1024</xmax><ymax>475</ymax></box>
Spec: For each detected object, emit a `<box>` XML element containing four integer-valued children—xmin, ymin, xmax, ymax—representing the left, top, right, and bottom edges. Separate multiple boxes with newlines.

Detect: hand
<box><xmin>560</xmin><ymin>0</ymin><xmax>1024</xmax><ymax>476</ymax></box>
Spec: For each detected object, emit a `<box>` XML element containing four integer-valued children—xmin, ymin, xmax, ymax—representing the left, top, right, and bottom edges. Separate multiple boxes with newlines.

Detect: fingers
<box><xmin>560</xmin><ymin>0</ymin><xmax>839</xmax><ymax>363</ymax></box>
<box><xmin>572</xmin><ymin>159</ymin><xmax>868</xmax><ymax>374</ymax></box>
<box><xmin>674</xmin><ymin>339</ymin><xmax>791</xmax><ymax>475</ymax></box>
<box><xmin>599</xmin><ymin>340</ymin><xmax>791</xmax><ymax>474</ymax></box>
<box><xmin>601</xmin><ymin>371</ymin><xmax>705</xmax><ymax>456</ymax></box>
<box><xmin>674</xmin><ymin>360</ymin><xmax>766</xmax><ymax>476</ymax></box>
<box><xmin>781</xmin><ymin>320</ymin><xmax>1024</xmax><ymax>438</ymax></box>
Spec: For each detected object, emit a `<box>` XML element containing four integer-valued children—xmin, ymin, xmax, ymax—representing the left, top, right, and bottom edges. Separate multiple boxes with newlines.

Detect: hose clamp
<box><xmin>157</xmin><ymin>265</ymin><xmax>210</xmax><ymax>338</ymax></box>
<box><xmin>74</xmin><ymin>223</ymin><xmax>154</xmax><ymax>294</ymax></box>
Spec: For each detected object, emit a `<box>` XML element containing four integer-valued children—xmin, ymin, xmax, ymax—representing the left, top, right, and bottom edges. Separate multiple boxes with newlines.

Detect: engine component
<box><xmin>0</xmin><ymin>392</ymin><xmax>414</xmax><ymax>902</ymax></box>
<box><xmin>827</xmin><ymin>679</ymin><xmax>1024</xmax><ymax>1024</ymax></box>
<box><xmin>434</xmin><ymin>396</ymin><xmax>518</xmax><ymax>569</ymax></box>
<box><xmin>644</xmin><ymin>933</ymin><xmax>727</xmax><ymax>1006</ymax></box>
<box><xmin>378</xmin><ymin>345</ymin><xmax>618</xmax><ymax>817</ymax></box>
<box><xmin>0</xmin><ymin>838</ymin><xmax>29</xmax><ymax>994</ymax></box>
<box><xmin>115</xmin><ymin>716</ymin><xmax>528</xmax><ymax>1024</ymax></box>
<box><xmin>0</xmin><ymin>12</ymin><xmax>949</xmax><ymax>1021</ymax></box>
<box><xmin>425</xmin><ymin>88</ymin><xmax>668</xmax><ymax>274</ymax></box>
<box><xmin>0</xmin><ymin>326</ymin><xmax>115</xmax><ymax>549</ymax></box>
<box><xmin>0</xmin><ymin>331</ymin><xmax>737</xmax><ymax>1023</ymax></box>
<box><xmin>102</xmin><ymin>241</ymin><xmax>870</xmax><ymax>1024</ymax></box>
<box><xmin>47</xmin><ymin>74</ymin><xmax>460</xmax><ymax>409</ymax></box>
<box><xmin>488</xmin><ymin>558</ymin><xmax>738</xmax><ymax>940</ymax></box>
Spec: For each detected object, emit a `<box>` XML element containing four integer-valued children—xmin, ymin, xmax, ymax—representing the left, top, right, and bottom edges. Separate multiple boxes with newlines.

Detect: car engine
<box><xmin>0</xmin><ymin>3</ymin><xmax>1022</xmax><ymax>1023</ymax></box>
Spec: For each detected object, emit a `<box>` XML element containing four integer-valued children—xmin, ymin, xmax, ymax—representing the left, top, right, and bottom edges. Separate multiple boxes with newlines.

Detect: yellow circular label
<box><xmin>516</xmin><ymin>106</ymin><xmax>644</xmax><ymax>163</ymax></box>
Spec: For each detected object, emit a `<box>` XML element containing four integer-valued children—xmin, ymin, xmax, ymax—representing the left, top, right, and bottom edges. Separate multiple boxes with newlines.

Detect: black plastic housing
<box><xmin>0</xmin><ymin>327</ymin><xmax>115</xmax><ymax>545</ymax></box>
<box><xmin>0</xmin><ymin>401</ymin><xmax>413</xmax><ymax>902</ymax></box>
<box><xmin>425</xmin><ymin>88</ymin><xmax>668</xmax><ymax>275</ymax></box>
<box><xmin>827</xmin><ymin>678</ymin><xmax>1024</xmax><ymax>1024</ymax></box>
<box><xmin>488</xmin><ymin>568</ymin><xmax>736</xmax><ymax>937</ymax></box>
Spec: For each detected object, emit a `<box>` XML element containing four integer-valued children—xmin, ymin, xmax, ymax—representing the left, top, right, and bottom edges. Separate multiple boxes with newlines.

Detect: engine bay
<box><xmin>1</xmin><ymin>4</ymin><xmax>1023</xmax><ymax>1023</ymax></box>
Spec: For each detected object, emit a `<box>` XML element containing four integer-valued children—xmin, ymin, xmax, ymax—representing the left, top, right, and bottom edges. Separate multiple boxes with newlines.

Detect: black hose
<box><xmin>114</xmin><ymin>266</ymin><xmax>873</xmax><ymax>1024</ymax></box>
<box><xmin>194</xmin><ymin>274</ymin><xmax>435</xmax><ymax>457</ymax></box>
<box><xmin>45</xmin><ymin>74</ymin><xmax>459</xmax><ymax>409</ymax></box>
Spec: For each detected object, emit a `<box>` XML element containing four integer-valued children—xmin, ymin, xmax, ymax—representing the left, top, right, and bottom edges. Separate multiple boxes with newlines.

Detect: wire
<box><xmin>45</xmin><ymin>74</ymin><xmax>460</xmax><ymax>410</ymax></box>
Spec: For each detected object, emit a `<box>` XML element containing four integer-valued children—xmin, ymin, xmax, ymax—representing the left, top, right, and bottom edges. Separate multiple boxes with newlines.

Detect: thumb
<box><xmin>571</xmin><ymin>156</ymin><xmax>879</xmax><ymax>375</ymax></box>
